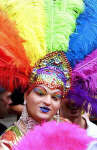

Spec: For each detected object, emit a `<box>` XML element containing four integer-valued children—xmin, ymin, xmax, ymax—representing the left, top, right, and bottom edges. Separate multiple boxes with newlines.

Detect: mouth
<box><xmin>40</xmin><ymin>107</ymin><xmax>50</xmax><ymax>113</ymax></box>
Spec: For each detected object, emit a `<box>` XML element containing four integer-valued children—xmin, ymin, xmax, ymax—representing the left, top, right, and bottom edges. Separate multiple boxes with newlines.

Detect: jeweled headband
<box><xmin>29</xmin><ymin>51</ymin><xmax>72</xmax><ymax>96</ymax></box>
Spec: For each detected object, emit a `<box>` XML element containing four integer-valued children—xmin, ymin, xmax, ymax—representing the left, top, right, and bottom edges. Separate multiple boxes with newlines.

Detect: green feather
<box><xmin>45</xmin><ymin>0</ymin><xmax>84</xmax><ymax>53</ymax></box>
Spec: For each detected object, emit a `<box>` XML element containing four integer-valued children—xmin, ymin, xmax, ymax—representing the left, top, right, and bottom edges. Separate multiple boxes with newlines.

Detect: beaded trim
<box><xmin>30</xmin><ymin>51</ymin><xmax>72</xmax><ymax>95</ymax></box>
<box><xmin>16</xmin><ymin>104</ymin><xmax>39</xmax><ymax>134</ymax></box>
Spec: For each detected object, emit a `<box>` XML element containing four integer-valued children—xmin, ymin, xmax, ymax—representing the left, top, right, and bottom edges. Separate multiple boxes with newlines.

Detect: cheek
<box><xmin>52</xmin><ymin>101</ymin><xmax>61</xmax><ymax>111</ymax></box>
<box><xmin>26</xmin><ymin>93</ymin><xmax>42</xmax><ymax>106</ymax></box>
<box><xmin>3</xmin><ymin>98</ymin><xmax>8</xmax><ymax>105</ymax></box>
<box><xmin>26</xmin><ymin>95</ymin><xmax>36</xmax><ymax>110</ymax></box>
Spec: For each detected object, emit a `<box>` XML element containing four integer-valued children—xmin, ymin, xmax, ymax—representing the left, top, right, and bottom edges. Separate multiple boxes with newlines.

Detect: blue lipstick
<box><xmin>40</xmin><ymin>107</ymin><xmax>50</xmax><ymax>113</ymax></box>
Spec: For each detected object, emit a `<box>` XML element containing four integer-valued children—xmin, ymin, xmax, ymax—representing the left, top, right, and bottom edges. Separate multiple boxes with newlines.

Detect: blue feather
<box><xmin>66</xmin><ymin>0</ymin><xmax>97</xmax><ymax>68</ymax></box>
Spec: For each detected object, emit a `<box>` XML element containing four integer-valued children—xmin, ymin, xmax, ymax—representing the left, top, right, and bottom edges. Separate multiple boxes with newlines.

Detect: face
<box><xmin>0</xmin><ymin>91</ymin><xmax>12</xmax><ymax>118</ymax></box>
<box><xmin>25</xmin><ymin>85</ymin><xmax>62</xmax><ymax>123</ymax></box>
<box><xmin>60</xmin><ymin>98</ymin><xmax>83</xmax><ymax>122</ymax></box>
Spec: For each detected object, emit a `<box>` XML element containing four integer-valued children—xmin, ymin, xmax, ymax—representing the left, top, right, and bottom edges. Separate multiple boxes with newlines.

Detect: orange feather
<box><xmin>0</xmin><ymin>9</ymin><xmax>31</xmax><ymax>91</ymax></box>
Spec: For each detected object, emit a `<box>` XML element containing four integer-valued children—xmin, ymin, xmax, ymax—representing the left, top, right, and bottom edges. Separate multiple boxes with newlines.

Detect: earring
<box><xmin>56</xmin><ymin>109</ymin><xmax>60</xmax><ymax>122</ymax></box>
<box><xmin>24</xmin><ymin>100</ymin><xmax>26</xmax><ymax>105</ymax></box>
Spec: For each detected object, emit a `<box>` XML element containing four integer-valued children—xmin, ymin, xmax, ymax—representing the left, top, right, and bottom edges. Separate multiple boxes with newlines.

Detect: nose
<box><xmin>8</xmin><ymin>98</ymin><xmax>12</xmax><ymax>105</ymax></box>
<box><xmin>44</xmin><ymin>95</ymin><xmax>52</xmax><ymax>106</ymax></box>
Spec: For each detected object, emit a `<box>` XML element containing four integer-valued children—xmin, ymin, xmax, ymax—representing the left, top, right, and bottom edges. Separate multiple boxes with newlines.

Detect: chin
<box><xmin>38</xmin><ymin>114</ymin><xmax>52</xmax><ymax>122</ymax></box>
<box><xmin>69</xmin><ymin>114</ymin><xmax>80</xmax><ymax>119</ymax></box>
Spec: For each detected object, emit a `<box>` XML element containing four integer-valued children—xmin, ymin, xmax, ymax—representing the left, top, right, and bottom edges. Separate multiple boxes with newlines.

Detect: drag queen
<box><xmin>0</xmin><ymin>1</ymin><xmax>72</xmax><ymax>148</ymax></box>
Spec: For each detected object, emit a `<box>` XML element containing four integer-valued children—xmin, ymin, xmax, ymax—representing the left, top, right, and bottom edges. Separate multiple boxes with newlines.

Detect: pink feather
<box><xmin>13</xmin><ymin>121</ymin><xmax>94</xmax><ymax>150</ymax></box>
<box><xmin>72</xmin><ymin>49</ymin><xmax>97</xmax><ymax>94</ymax></box>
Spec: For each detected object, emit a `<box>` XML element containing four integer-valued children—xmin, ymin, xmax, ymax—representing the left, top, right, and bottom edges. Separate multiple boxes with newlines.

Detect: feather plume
<box><xmin>66</xmin><ymin>0</ymin><xmax>97</xmax><ymax>68</ymax></box>
<box><xmin>45</xmin><ymin>0</ymin><xmax>84</xmax><ymax>53</ymax></box>
<box><xmin>72</xmin><ymin>49</ymin><xmax>97</xmax><ymax>95</ymax></box>
<box><xmin>0</xmin><ymin>0</ymin><xmax>84</xmax><ymax>65</ymax></box>
<box><xmin>0</xmin><ymin>9</ymin><xmax>31</xmax><ymax>91</ymax></box>
<box><xmin>13</xmin><ymin>121</ymin><xmax>94</xmax><ymax>150</ymax></box>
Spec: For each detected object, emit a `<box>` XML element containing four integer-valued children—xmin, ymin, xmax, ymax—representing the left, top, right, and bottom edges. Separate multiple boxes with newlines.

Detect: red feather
<box><xmin>0</xmin><ymin>9</ymin><xmax>31</xmax><ymax>91</ymax></box>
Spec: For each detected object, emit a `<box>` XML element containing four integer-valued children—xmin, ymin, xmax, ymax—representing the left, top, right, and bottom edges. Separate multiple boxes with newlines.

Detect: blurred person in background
<box><xmin>0</xmin><ymin>87</ymin><xmax>12</xmax><ymax>118</ymax></box>
<box><xmin>10</xmin><ymin>88</ymin><xmax>24</xmax><ymax>118</ymax></box>
<box><xmin>60</xmin><ymin>85</ymin><xmax>97</xmax><ymax>138</ymax></box>
<box><xmin>0</xmin><ymin>87</ymin><xmax>12</xmax><ymax>135</ymax></box>
<box><xmin>0</xmin><ymin>88</ymin><xmax>24</xmax><ymax>132</ymax></box>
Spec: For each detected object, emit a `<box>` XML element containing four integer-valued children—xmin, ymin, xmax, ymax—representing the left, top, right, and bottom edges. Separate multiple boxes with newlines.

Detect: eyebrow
<box><xmin>33</xmin><ymin>86</ymin><xmax>47</xmax><ymax>94</ymax></box>
<box><xmin>38</xmin><ymin>85</ymin><xmax>61</xmax><ymax>92</ymax></box>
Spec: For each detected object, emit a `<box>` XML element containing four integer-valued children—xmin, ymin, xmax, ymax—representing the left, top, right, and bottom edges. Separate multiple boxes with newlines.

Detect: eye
<box><xmin>33</xmin><ymin>87</ymin><xmax>47</xmax><ymax>96</ymax></box>
<box><xmin>52</xmin><ymin>94</ymin><xmax>62</xmax><ymax>101</ymax></box>
<box><xmin>37</xmin><ymin>92</ymin><xmax>45</xmax><ymax>96</ymax></box>
<box><xmin>52</xmin><ymin>96</ymin><xmax>58</xmax><ymax>101</ymax></box>
<box><xmin>7</xmin><ymin>95</ymin><xmax>12</xmax><ymax>99</ymax></box>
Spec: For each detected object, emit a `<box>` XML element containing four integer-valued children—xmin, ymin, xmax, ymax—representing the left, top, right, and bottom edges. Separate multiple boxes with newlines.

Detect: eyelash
<box><xmin>52</xmin><ymin>96</ymin><xmax>58</xmax><ymax>101</ymax></box>
<box><xmin>33</xmin><ymin>88</ymin><xmax>62</xmax><ymax>100</ymax></box>
<box><xmin>34</xmin><ymin>88</ymin><xmax>46</xmax><ymax>96</ymax></box>
<box><xmin>37</xmin><ymin>92</ymin><xmax>45</xmax><ymax>96</ymax></box>
<box><xmin>52</xmin><ymin>95</ymin><xmax>62</xmax><ymax>101</ymax></box>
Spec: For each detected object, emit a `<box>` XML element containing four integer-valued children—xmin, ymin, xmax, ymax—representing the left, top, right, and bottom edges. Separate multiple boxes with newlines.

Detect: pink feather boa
<box><xmin>13</xmin><ymin>121</ymin><xmax>94</xmax><ymax>150</ymax></box>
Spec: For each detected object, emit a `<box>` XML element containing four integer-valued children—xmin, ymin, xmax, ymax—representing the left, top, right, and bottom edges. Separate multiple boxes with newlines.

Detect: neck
<box><xmin>16</xmin><ymin>105</ymin><xmax>40</xmax><ymax>135</ymax></box>
<box><xmin>71</xmin><ymin>116</ymin><xmax>86</xmax><ymax>129</ymax></box>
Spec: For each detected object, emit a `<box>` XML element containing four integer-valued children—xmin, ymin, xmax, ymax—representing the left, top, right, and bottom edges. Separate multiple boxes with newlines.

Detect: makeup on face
<box><xmin>33</xmin><ymin>85</ymin><xmax>62</xmax><ymax>113</ymax></box>
<box><xmin>51</xmin><ymin>92</ymin><xmax>62</xmax><ymax>101</ymax></box>
<box><xmin>26</xmin><ymin>84</ymin><xmax>62</xmax><ymax>122</ymax></box>
<box><xmin>33</xmin><ymin>86</ymin><xmax>47</xmax><ymax>96</ymax></box>
<box><xmin>40</xmin><ymin>107</ymin><xmax>50</xmax><ymax>113</ymax></box>
<box><xmin>33</xmin><ymin>86</ymin><xmax>62</xmax><ymax>100</ymax></box>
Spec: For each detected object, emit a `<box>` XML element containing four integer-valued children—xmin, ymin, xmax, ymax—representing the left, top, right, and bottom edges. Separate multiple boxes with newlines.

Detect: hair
<box><xmin>65</xmin><ymin>84</ymin><xmax>97</xmax><ymax>116</ymax></box>
<box><xmin>0</xmin><ymin>87</ymin><xmax>6</xmax><ymax>94</ymax></box>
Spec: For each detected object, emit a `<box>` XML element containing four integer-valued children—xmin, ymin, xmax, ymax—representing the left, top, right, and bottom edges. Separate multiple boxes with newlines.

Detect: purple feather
<box><xmin>66</xmin><ymin>85</ymin><xmax>97</xmax><ymax>116</ymax></box>
<box><xmin>72</xmin><ymin>49</ymin><xmax>97</xmax><ymax>95</ymax></box>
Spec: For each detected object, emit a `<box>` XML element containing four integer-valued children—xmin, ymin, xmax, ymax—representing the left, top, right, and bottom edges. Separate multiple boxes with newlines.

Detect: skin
<box><xmin>60</xmin><ymin>99</ymin><xmax>87</xmax><ymax>129</ymax></box>
<box><xmin>25</xmin><ymin>84</ymin><xmax>62</xmax><ymax>123</ymax></box>
<box><xmin>0</xmin><ymin>91</ymin><xmax>12</xmax><ymax>118</ymax></box>
<box><xmin>10</xmin><ymin>104</ymin><xmax>24</xmax><ymax>115</ymax></box>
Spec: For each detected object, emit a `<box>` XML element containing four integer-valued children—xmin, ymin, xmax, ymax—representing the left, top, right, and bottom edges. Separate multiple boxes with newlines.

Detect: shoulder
<box><xmin>87</xmin><ymin>141</ymin><xmax>97</xmax><ymax>150</ymax></box>
<box><xmin>83</xmin><ymin>116</ymin><xmax>97</xmax><ymax>138</ymax></box>
<box><xmin>0</xmin><ymin>125</ymin><xmax>22</xmax><ymax>150</ymax></box>
<box><xmin>87</xmin><ymin>119</ymin><xmax>97</xmax><ymax>131</ymax></box>
<box><xmin>0</xmin><ymin>125</ymin><xmax>22</xmax><ymax>140</ymax></box>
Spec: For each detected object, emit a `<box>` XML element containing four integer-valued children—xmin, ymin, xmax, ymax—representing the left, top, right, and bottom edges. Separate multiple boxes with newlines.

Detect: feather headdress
<box><xmin>0</xmin><ymin>0</ymin><xmax>84</xmax><ymax>65</ymax></box>
<box><xmin>1</xmin><ymin>0</ymin><xmax>97</xmax><ymax>95</ymax></box>
<box><xmin>13</xmin><ymin>121</ymin><xmax>94</xmax><ymax>150</ymax></box>
<box><xmin>2</xmin><ymin>0</ymin><xmax>97</xmax><ymax>69</ymax></box>
<box><xmin>0</xmin><ymin>1</ymin><xmax>75</xmax><ymax>93</ymax></box>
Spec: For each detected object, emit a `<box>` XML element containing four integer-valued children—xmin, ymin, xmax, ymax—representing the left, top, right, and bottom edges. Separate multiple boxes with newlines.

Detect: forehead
<box><xmin>0</xmin><ymin>91</ymin><xmax>12</xmax><ymax>98</ymax></box>
<box><xmin>35</xmin><ymin>84</ymin><xmax>62</xmax><ymax>94</ymax></box>
<box><xmin>63</xmin><ymin>98</ymin><xmax>76</xmax><ymax>103</ymax></box>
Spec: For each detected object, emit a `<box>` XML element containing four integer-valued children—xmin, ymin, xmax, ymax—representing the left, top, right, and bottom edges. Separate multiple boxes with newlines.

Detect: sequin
<box><xmin>30</xmin><ymin>51</ymin><xmax>72</xmax><ymax>95</ymax></box>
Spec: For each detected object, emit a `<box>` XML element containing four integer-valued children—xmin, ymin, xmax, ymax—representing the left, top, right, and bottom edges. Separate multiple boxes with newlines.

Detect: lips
<box><xmin>40</xmin><ymin>107</ymin><xmax>50</xmax><ymax>113</ymax></box>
